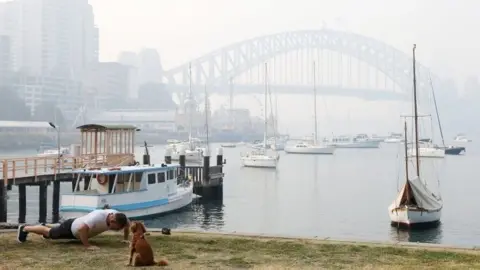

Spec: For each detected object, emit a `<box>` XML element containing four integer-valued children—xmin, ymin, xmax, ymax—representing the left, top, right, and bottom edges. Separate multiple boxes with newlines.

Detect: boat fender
<box><xmin>97</xmin><ymin>175</ymin><xmax>108</xmax><ymax>185</ymax></box>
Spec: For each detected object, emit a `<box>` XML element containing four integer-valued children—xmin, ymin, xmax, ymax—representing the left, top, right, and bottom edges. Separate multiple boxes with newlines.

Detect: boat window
<box><xmin>147</xmin><ymin>173</ymin><xmax>156</xmax><ymax>184</ymax></box>
<box><xmin>167</xmin><ymin>170</ymin><xmax>174</xmax><ymax>180</ymax></box>
<box><xmin>157</xmin><ymin>172</ymin><xmax>165</xmax><ymax>183</ymax></box>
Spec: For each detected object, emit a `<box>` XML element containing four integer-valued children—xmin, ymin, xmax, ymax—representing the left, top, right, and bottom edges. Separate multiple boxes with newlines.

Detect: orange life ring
<box><xmin>97</xmin><ymin>175</ymin><xmax>108</xmax><ymax>185</ymax></box>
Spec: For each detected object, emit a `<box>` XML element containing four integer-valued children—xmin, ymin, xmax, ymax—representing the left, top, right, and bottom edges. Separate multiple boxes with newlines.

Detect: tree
<box><xmin>138</xmin><ymin>83</ymin><xmax>176</xmax><ymax>109</ymax></box>
<box><xmin>0</xmin><ymin>86</ymin><xmax>31</xmax><ymax>121</ymax></box>
<box><xmin>32</xmin><ymin>101</ymin><xmax>65</xmax><ymax>127</ymax></box>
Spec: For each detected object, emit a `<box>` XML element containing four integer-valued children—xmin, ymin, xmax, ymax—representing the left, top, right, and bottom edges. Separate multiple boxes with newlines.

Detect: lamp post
<box><xmin>48</xmin><ymin>122</ymin><xmax>60</xmax><ymax>168</ymax></box>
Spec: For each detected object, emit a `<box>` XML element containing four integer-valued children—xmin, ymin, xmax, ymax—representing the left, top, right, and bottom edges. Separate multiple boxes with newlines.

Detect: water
<box><xmin>5</xmin><ymin>142</ymin><xmax>480</xmax><ymax>247</ymax></box>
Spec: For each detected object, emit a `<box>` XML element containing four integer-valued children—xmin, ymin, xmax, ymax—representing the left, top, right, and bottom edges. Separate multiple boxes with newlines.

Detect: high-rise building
<box><xmin>2</xmin><ymin>0</ymin><xmax>98</xmax><ymax>79</ymax></box>
<box><xmin>0</xmin><ymin>35</ymin><xmax>12</xmax><ymax>87</ymax></box>
<box><xmin>137</xmin><ymin>48</ymin><xmax>163</xmax><ymax>85</ymax></box>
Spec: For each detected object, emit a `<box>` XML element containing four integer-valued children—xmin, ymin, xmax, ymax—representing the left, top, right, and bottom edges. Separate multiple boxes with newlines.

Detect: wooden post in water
<box><xmin>38</xmin><ymin>181</ymin><xmax>48</xmax><ymax>224</ymax></box>
<box><xmin>52</xmin><ymin>180</ymin><xmax>60</xmax><ymax>223</ymax></box>
<box><xmin>164</xmin><ymin>148</ymin><xmax>172</xmax><ymax>165</ymax></box>
<box><xmin>18</xmin><ymin>184</ymin><xmax>26</xmax><ymax>224</ymax></box>
<box><xmin>0</xmin><ymin>179</ymin><xmax>7</xmax><ymax>223</ymax></box>
<box><xmin>203</xmin><ymin>149</ymin><xmax>210</xmax><ymax>183</ymax></box>
<box><xmin>179</xmin><ymin>148</ymin><xmax>186</xmax><ymax>178</ymax></box>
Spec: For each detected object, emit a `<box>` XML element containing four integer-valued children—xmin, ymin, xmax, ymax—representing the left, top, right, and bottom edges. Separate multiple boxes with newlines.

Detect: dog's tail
<box><xmin>155</xmin><ymin>259</ymin><xmax>169</xmax><ymax>266</ymax></box>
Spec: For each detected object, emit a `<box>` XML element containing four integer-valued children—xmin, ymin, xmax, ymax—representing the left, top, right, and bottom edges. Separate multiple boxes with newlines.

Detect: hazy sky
<box><xmin>87</xmin><ymin>0</ymin><xmax>478</xmax><ymax>136</ymax></box>
<box><xmin>89</xmin><ymin>0</ymin><xmax>480</xmax><ymax>82</ymax></box>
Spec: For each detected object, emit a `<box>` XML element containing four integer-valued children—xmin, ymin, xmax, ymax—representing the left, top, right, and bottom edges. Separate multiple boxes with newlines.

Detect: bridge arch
<box><xmin>164</xmin><ymin>29</ymin><xmax>437</xmax><ymax>95</ymax></box>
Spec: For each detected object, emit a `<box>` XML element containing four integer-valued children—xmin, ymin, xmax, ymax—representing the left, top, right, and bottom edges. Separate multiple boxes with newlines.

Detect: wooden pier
<box><xmin>0</xmin><ymin>124</ymin><xmax>225</xmax><ymax>225</ymax></box>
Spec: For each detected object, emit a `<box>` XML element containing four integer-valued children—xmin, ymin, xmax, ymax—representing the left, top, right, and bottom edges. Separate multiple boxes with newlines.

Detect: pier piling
<box><xmin>164</xmin><ymin>148</ymin><xmax>172</xmax><ymax>164</ymax></box>
<box><xmin>52</xmin><ymin>180</ymin><xmax>60</xmax><ymax>223</ymax></box>
<box><xmin>38</xmin><ymin>181</ymin><xmax>48</xmax><ymax>224</ymax></box>
<box><xmin>0</xmin><ymin>180</ymin><xmax>7</xmax><ymax>223</ymax></box>
<box><xmin>18</xmin><ymin>184</ymin><xmax>26</xmax><ymax>224</ymax></box>
<box><xmin>179</xmin><ymin>148</ymin><xmax>186</xmax><ymax>177</ymax></box>
<box><xmin>203</xmin><ymin>150</ymin><xmax>210</xmax><ymax>183</ymax></box>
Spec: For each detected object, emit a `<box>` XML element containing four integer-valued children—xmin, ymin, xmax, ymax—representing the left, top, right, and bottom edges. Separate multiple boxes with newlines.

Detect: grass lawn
<box><xmin>1</xmin><ymin>231</ymin><xmax>480</xmax><ymax>269</ymax></box>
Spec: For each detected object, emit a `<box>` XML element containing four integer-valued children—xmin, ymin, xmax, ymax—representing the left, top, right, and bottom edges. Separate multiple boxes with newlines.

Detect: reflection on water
<box><xmin>143</xmin><ymin>200</ymin><xmax>225</xmax><ymax>231</ymax></box>
<box><xmin>389</xmin><ymin>225</ymin><xmax>443</xmax><ymax>244</ymax></box>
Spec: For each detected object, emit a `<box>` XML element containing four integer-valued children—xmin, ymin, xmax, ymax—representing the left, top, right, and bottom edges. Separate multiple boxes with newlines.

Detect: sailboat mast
<box><xmin>313</xmin><ymin>61</ymin><xmax>318</xmax><ymax>145</ymax></box>
<box><xmin>412</xmin><ymin>44</ymin><xmax>420</xmax><ymax>176</ymax></box>
<box><xmin>204</xmin><ymin>84</ymin><xmax>210</xmax><ymax>154</ymax></box>
<box><xmin>263</xmin><ymin>62</ymin><xmax>268</xmax><ymax>149</ymax></box>
<box><xmin>429</xmin><ymin>75</ymin><xmax>445</xmax><ymax>147</ymax></box>
<box><xmin>404</xmin><ymin>119</ymin><xmax>410</xmax><ymax>203</ymax></box>
<box><xmin>188</xmin><ymin>63</ymin><xmax>193</xmax><ymax>144</ymax></box>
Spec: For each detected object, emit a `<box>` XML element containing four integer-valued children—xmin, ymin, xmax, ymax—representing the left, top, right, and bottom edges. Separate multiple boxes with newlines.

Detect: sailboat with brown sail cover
<box><xmin>388</xmin><ymin>44</ymin><xmax>443</xmax><ymax>227</ymax></box>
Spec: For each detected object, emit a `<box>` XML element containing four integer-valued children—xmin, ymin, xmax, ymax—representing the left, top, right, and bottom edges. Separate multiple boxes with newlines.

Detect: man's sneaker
<box><xmin>17</xmin><ymin>224</ymin><xmax>29</xmax><ymax>243</ymax></box>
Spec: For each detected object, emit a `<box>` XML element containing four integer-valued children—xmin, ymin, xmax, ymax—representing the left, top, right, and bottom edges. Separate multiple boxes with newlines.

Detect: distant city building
<box><xmin>0</xmin><ymin>0</ymin><xmax>98</xmax><ymax>79</ymax></box>
<box><xmin>11</xmin><ymin>74</ymin><xmax>84</xmax><ymax>117</ymax></box>
<box><xmin>137</xmin><ymin>48</ymin><xmax>163</xmax><ymax>85</ymax></box>
<box><xmin>0</xmin><ymin>35</ymin><xmax>11</xmax><ymax>87</ymax></box>
<box><xmin>88</xmin><ymin>62</ymin><xmax>131</xmax><ymax>109</ymax></box>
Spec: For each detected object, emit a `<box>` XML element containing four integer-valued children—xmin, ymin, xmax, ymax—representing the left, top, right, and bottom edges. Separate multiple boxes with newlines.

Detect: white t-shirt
<box><xmin>70</xmin><ymin>209</ymin><xmax>119</xmax><ymax>238</ymax></box>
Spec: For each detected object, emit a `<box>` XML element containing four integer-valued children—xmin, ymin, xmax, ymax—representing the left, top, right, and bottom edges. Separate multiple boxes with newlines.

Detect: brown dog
<box><xmin>128</xmin><ymin>222</ymin><xmax>168</xmax><ymax>267</ymax></box>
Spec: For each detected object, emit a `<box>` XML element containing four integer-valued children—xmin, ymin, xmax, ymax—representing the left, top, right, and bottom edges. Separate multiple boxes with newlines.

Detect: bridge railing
<box><xmin>0</xmin><ymin>153</ymin><xmax>135</xmax><ymax>180</ymax></box>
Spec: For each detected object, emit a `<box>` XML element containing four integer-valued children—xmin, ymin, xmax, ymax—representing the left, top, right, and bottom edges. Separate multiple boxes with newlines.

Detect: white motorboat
<box><xmin>60</xmin><ymin>164</ymin><xmax>193</xmax><ymax>220</ymax></box>
<box><xmin>454</xmin><ymin>134</ymin><xmax>471</xmax><ymax>143</ymax></box>
<box><xmin>221</xmin><ymin>143</ymin><xmax>237</xmax><ymax>148</ymax></box>
<box><xmin>407</xmin><ymin>141</ymin><xmax>445</xmax><ymax>158</ymax></box>
<box><xmin>285</xmin><ymin>141</ymin><xmax>335</xmax><ymax>154</ymax></box>
<box><xmin>384</xmin><ymin>133</ymin><xmax>404</xmax><ymax>143</ymax></box>
<box><xmin>389</xmin><ymin>44</ymin><xmax>442</xmax><ymax>228</ymax></box>
<box><xmin>326</xmin><ymin>135</ymin><xmax>381</xmax><ymax>148</ymax></box>
<box><xmin>241</xmin><ymin>149</ymin><xmax>279</xmax><ymax>168</ymax></box>
<box><xmin>241</xmin><ymin>63</ymin><xmax>279</xmax><ymax>168</ymax></box>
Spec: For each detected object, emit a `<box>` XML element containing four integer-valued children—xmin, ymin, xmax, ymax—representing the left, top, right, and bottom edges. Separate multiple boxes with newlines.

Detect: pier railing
<box><xmin>0</xmin><ymin>153</ymin><xmax>135</xmax><ymax>181</ymax></box>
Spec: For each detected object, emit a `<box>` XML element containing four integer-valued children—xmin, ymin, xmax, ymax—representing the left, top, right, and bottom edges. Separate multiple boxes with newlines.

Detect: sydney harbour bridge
<box><xmin>161</xmin><ymin>29</ymin><xmax>446</xmax><ymax>106</ymax></box>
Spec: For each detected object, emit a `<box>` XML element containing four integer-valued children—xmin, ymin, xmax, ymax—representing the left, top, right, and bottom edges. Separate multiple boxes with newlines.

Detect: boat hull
<box><xmin>171</xmin><ymin>150</ymin><xmax>203</xmax><ymax>163</ymax></box>
<box><xmin>445</xmin><ymin>146</ymin><xmax>465</xmax><ymax>155</ymax></box>
<box><xmin>285</xmin><ymin>145</ymin><xmax>335</xmax><ymax>154</ymax></box>
<box><xmin>409</xmin><ymin>147</ymin><xmax>445</xmax><ymax>158</ymax></box>
<box><xmin>60</xmin><ymin>186</ymin><xmax>193</xmax><ymax>220</ymax></box>
<box><xmin>328</xmin><ymin>140</ymin><xmax>380</xmax><ymax>148</ymax></box>
<box><xmin>388</xmin><ymin>205</ymin><xmax>441</xmax><ymax>227</ymax></box>
<box><xmin>241</xmin><ymin>156</ymin><xmax>277</xmax><ymax>168</ymax></box>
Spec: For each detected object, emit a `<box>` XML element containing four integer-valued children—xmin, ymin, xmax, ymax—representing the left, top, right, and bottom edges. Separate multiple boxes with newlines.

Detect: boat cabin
<box><xmin>60</xmin><ymin>164</ymin><xmax>180</xmax><ymax>214</ymax></box>
<box><xmin>77</xmin><ymin>124</ymin><xmax>139</xmax><ymax>167</ymax></box>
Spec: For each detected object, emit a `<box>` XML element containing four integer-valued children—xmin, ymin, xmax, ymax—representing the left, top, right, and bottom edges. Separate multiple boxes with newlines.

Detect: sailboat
<box><xmin>285</xmin><ymin>62</ymin><xmax>335</xmax><ymax>155</ymax></box>
<box><xmin>388</xmin><ymin>44</ymin><xmax>443</xmax><ymax>227</ymax></box>
<box><xmin>428</xmin><ymin>76</ymin><xmax>466</xmax><ymax>155</ymax></box>
<box><xmin>170</xmin><ymin>63</ymin><xmax>203</xmax><ymax>163</ymax></box>
<box><xmin>241</xmin><ymin>63</ymin><xmax>279</xmax><ymax>168</ymax></box>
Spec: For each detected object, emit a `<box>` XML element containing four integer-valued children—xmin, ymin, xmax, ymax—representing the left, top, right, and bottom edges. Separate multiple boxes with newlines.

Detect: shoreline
<box><xmin>1</xmin><ymin>224</ymin><xmax>478</xmax><ymax>252</ymax></box>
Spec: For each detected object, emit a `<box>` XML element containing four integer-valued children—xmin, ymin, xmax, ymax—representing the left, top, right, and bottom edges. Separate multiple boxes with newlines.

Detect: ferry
<box><xmin>60</xmin><ymin>163</ymin><xmax>193</xmax><ymax>220</ymax></box>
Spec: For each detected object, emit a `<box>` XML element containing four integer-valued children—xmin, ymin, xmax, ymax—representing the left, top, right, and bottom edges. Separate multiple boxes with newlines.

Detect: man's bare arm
<box><xmin>77</xmin><ymin>223</ymin><xmax>92</xmax><ymax>248</ymax></box>
<box><xmin>123</xmin><ymin>219</ymin><xmax>131</xmax><ymax>241</ymax></box>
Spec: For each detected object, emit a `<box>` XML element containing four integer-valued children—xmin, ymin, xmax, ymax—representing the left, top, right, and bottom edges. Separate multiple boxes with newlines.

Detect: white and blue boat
<box><xmin>60</xmin><ymin>164</ymin><xmax>193</xmax><ymax>220</ymax></box>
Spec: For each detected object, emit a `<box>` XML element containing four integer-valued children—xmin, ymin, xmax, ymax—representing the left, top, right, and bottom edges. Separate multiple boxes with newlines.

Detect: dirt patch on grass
<box><xmin>1</xmin><ymin>231</ymin><xmax>480</xmax><ymax>269</ymax></box>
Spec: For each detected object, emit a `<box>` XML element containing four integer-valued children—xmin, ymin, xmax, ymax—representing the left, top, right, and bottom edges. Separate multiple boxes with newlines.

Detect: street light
<box><xmin>48</xmin><ymin>122</ymin><xmax>60</xmax><ymax>169</ymax></box>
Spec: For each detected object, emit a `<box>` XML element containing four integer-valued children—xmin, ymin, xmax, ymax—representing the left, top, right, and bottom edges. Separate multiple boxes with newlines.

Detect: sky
<box><xmin>89</xmin><ymin>0</ymin><xmax>480</xmax><ymax>82</ymax></box>
<box><xmin>87</xmin><ymin>0</ymin><xmax>480</xmax><ymax>136</ymax></box>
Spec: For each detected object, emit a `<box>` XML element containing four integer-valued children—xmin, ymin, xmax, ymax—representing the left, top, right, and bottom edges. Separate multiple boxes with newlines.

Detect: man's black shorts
<box><xmin>47</xmin><ymin>218</ymin><xmax>77</xmax><ymax>240</ymax></box>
